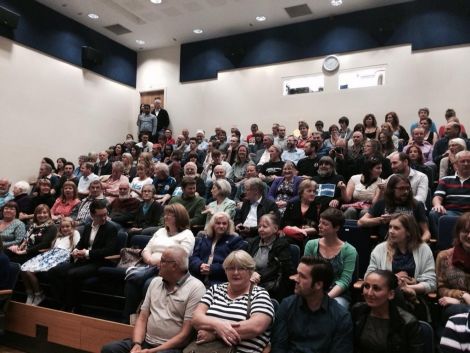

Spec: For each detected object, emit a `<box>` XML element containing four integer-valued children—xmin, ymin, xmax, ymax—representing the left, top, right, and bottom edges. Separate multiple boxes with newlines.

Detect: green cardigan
<box><xmin>304</xmin><ymin>239</ymin><xmax>357</xmax><ymax>290</ymax></box>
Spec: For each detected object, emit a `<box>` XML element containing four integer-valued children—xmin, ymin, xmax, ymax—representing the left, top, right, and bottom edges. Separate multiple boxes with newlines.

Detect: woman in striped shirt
<box><xmin>191</xmin><ymin>250</ymin><xmax>274</xmax><ymax>353</ymax></box>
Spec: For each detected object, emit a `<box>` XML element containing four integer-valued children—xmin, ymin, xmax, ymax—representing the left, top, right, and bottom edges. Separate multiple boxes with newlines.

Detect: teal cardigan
<box><xmin>304</xmin><ymin>239</ymin><xmax>357</xmax><ymax>290</ymax></box>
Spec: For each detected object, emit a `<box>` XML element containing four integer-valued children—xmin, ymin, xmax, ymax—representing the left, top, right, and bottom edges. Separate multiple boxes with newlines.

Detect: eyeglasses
<box><xmin>225</xmin><ymin>267</ymin><xmax>250</xmax><ymax>272</ymax></box>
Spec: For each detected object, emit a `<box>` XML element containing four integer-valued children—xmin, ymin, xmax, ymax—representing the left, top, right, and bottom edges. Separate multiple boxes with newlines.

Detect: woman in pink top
<box><xmin>51</xmin><ymin>181</ymin><xmax>80</xmax><ymax>222</ymax></box>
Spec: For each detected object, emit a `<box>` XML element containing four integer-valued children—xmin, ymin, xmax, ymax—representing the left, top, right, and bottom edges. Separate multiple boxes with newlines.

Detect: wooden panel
<box><xmin>6</xmin><ymin>302</ymin><xmax>133</xmax><ymax>353</ymax></box>
<box><xmin>140</xmin><ymin>90</ymin><xmax>165</xmax><ymax>107</ymax></box>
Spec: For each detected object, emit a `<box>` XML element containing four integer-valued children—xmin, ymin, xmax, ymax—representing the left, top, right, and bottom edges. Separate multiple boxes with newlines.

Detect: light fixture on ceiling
<box><xmin>193</xmin><ymin>29</ymin><xmax>203</xmax><ymax>34</ymax></box>
<box><xmin>256</xmin><ymin>16</ymin><xmax>266</xmax><ymax>22</ymax></box>
<box><xmin>136</xmin><ymin>40</ymin><xmax>145</xmax><ymax>45</ymax></box>
<box><xmin>88</xmin><ymin>13</ymin><xmax>99</xmax><ymax>19</ymax></box>
<box><xmin>331</xmin><ymin>0</ymin><xmax>342</xmax><ymax>6</ymax></box>
<box><xmin>150</xmin><ymin>0</ymin><xmax>162</xmax><ymax>4</ymax></box>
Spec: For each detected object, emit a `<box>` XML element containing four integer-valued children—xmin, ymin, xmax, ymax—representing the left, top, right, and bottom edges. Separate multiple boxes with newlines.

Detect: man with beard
<box><xmin>312</xmin><ymin>156</ymin><xmax>344</xmax><ymax>213</ymax></box>
<box><xmin>56</xmin><ymin>162</ymin><xmax>79</xmax><ymax>194</ymax></box>
<box><xmin>358</xmin><ymin>174</ymin><xmax>430</xmax><ymax>241</ymax></box>
<box><xmin>281</xmin><ymin>135</ymin><xmax>305</xmax><ymax>165</ymax></box>
<box><xmin>429</xmin><ymin>151</ymin><xmax>470</xmax><ymax>237</ymax></box>
<box><xmin>72</xmin><ymin>180</ymin><xmax>107</xmax><ymax>230</ymax></box>
<box><xmin>255</xmin><ymin>135</ymin><xmax>274</xmax><ymax>166</ymax></box>
<box><xmin>108</xmin><ymin>182</ymin><xmax>140</xmax><ymax>227</ymax></box>
<box><xmin>297</xmin><ymin>141</ymin><xmax>321</xmax><ymax>178</ymax></box>
<box><xmin>389</xmin><ymin>152</ymin><xmax>428</xmax><ymax>204</ymax></box>
<box><xmin>311</xmin><ymin>132</ymin><xmax>331</xmax><ymax>158</ymax></box>
<box><xmin>169</xmin><ymin>176</ymin><xmax>206</xmax><ymax>228</ymax></box>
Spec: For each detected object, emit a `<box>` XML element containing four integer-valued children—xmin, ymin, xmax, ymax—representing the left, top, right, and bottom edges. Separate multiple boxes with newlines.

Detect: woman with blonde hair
<box><xmin>191</xmin><ymin>250</ymin><xmax>274</xmax><ymax>352</ymax></box>
<box><xmin>190</xmin><ymin>212</ymin><xmax>246</xmax><ymax>286</ymax></box>
<box><xmin>439</xmin><ymin>137</ymin><xmax>467</xmax><ymax>178</ymax></box>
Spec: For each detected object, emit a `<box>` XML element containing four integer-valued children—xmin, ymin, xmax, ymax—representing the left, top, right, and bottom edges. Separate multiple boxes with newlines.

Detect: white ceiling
<box><xmin>36</xmin><ymin>0</ymin><xmax>413</xmax><ymax>51</ymax></box>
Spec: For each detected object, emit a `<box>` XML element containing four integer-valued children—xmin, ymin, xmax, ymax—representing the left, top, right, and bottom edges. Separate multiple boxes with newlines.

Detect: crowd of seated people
<box><xmin>2</xmin><ymin>106</ymin><xmax>470</xmax><ymax>351</ymax></box>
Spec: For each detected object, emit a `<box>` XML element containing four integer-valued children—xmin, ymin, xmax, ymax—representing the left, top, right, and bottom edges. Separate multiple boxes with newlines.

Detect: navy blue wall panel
<box><xmin>180</xmin><ymin>0</ymin><xmax>470</xmax><ymax>82</ymax></box>
<box><xmin>0</xmin><ymin>0</ymin><xmax>136</xmax><ymax>87</ymax></box>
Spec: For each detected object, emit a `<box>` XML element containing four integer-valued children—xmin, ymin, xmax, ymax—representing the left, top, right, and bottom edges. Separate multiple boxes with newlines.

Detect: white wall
<box><xmin>0</xmin><ymin>36</ymin><xmax>140</xmax><ymax>184</ymax></box>
<box><xmin>137</xmin><ymin>43</ymin><xmax>470</xmax><ymax>137</ymax></box>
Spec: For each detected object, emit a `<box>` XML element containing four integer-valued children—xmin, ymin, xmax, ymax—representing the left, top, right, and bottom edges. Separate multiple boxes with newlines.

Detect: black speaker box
<box><xmin>0</xmin><ymin>5</ymin><xmax>20</xmax><ymax>29</ymax></box>
<box><xmin>81</xmin><ymin>46</ymin><xmax>103</xmax><ymax>66</ymax></box>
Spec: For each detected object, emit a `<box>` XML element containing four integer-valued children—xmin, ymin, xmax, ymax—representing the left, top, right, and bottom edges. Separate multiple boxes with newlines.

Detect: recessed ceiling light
<box><xmin>193</xmin><ymin>29</ymin><xmax>203</xmax><ymax>34</ymax></box>
<box><xmin>136</xmin><ymin>40</ymin><xmax>145</xmax><ymax>45</ymax></box>
<box><xmin>88</xmin><ymin>13</ymin><xmax>99</xmax><ymax>19</ymax></box>
<box><xmin>150</xmin><ymin>0</ymin><xmax>162</xmax><ymax>3</ymax></box>
<box><xmin>331</xmin><ymin>0</ymin><xmax>342</xmax><ymax>6</ymax></box>
<box><xmin>256</xmin><ymin>16</ymin><xmax>266</xmax><ymax>22</ymax></box>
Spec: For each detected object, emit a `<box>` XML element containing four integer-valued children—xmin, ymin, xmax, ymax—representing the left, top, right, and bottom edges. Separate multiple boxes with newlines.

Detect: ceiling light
<box><xmin>150</xmin><ymin>0</ymin><xmax>162</xmax><ymax>4</ymax></box>
<box><xmin>88</xmin><ymin>13</ymin><xmax>99</xmax><ymax>19</ymax></box>
<box><xmin>256</xmin><ymin>16</ymin><xmax>266</xmax><ymax>22</ymax></box>
<box><xmin>331</xmin><ymin>0</ymin><xmax>342</xmax><ymax>6</ymax></box>
<box><xmin>136</xmin><ymin>40</ymin><xmax>145</xmax><ymax>45</ymax></box>
<box><xmin>193</xmin><ymin>29</ymin><xmax>203</xmax><ymax>34</ymax></box>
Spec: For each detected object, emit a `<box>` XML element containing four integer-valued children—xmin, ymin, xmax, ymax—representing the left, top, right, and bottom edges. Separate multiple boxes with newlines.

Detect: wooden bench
<box><xmin>5</xmin><ymin>301</ymin><xmax>133</xmax><ymax>353</ymax></box>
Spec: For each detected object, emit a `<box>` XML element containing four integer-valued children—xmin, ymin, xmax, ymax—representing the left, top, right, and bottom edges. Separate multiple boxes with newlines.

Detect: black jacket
<box><xmin>234</xmin><ymin>196</ymin><xmax>280</xmax><ymax>237</ymax></box>
<box><xmin>247</xmin><ymin>236</ymin><xmax>294</xmax><ymax>300</ymax></box>
<box><xmin>76</xmin><ymin>221</ymin><xmax>118</xmax><ymax>263</ymax></box>
<box><xmin>93</xmin><ymin>161</ymin><xmax>112</xmax><ymax>176</ymax></box>
<box><xmin>351</xmin><ymin>302</ymin><xmax>424</xmax><ymax>353</ymax></box>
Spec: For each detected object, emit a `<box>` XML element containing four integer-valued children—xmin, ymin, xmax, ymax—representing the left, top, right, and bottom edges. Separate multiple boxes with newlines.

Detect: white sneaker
<box><xmin>32</xmin><ymin>292</ymin><xmax>45</xmax><ymax>306</ymax></box>
<box><xmin>26</xmin><ymin>293</ymin><xmax>34</xmax><ymax>305</ymax></box>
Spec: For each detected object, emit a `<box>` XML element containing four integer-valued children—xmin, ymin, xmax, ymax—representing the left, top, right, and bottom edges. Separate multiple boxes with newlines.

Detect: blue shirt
<box><xmin>271</xmin><ymin>294</ymin><xmax>353</xmax><ymax>353</ymax></box>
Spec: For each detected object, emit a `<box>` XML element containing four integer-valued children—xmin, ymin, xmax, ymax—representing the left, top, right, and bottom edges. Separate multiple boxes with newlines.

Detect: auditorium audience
<box><xmin>101</xmin><ymin>161</ymin><xmax>129</xmax><ymax>203</ymax></box>
<box><xmin>123</xmin><ymin>203</ymin><xmax>194</xmax><ymax>322</ymax></box>
<box><xmin>439</xmin><ymin>137</ymin><xmax>467</xmax><ymax>179</ymax></box>
<box><xmin>12</xmin><ymin>181</ymin><xmax>32</xmax><ymax>218</ymax></box>
<box><xmin>0</xmin><ymin>201</ymin><xmax>26</xmax><ymax>247</ymax></box>
<box><xmin>77</xmin><ymin>162</ymin><xmax>99</xmax><ymax>198</ymax></box>
<box><xmin>49</xmin><ymin>200</ymin><xmax>117</xmax><ymax>312</ymax></box>
<box><xmin>0</xmin><ymin>178</ymin><xmax>13</xmax><ymax>209</ymax></box>
<box><xmin>271</xmin><ymin>256</ymin><xmax>353</xmax><ymax>352</ymax></box>
<box><xmin>234</xmin><ymin>177</ymin><xmax>279</xmax><ymax>238</ymax></box>
<box><xmin>191</xmin><ymin>250</ymin><xmax>274</xmax><ymax>353</ymax></box>
<box><xmin>203</xmin><ymin>179</ymin><xmax>236</xmax><ymax>228</ymax></box>
<box><xmin>267</xmin><ymin>161</ymin><xmax>302</xmax><ymax>215</ymax></box>
<box><xmin>0</xmin><ymin>238</ymin><xmax>11</xmax><ymax>290</ymax></box>
<box><xmin>20</xmin><ymin>217</ymin><xmax>80</xmax><ymax>306</ymax></box>
<box><xmin>312</xmin><ymin>156</ymin><xmax>344</xmax><ymax>213</ymax></box>
<box><xmin>50</xmin><ymin>181</ymin><xmax>80</xmax><ymax>221</ymax></box>
<box><xmin>247</xmin><ymin>214</ymin><xmax>294</xmax><ymax>301</ymax></box>
<box><xmin>420</xmin><ymin>116</ymin><xmax>438</xmax><ymax>145</ymax></box>
<box><xmin>359</xmin><ymin>174</ymin><xmax>430</xmax><ymax>241</ymax></box>
<box><xmin>363</xmin><ymin>113</ymin><xmax>380</xmax><ymax>140</ymax></box>
<box><xmin>6</xmin><ymin>204</ymin><xmax>57</xmax><ymax>264</ymax></box>
<box><xmin>189</xmin><ymin>211</ymin><xmax>246</xmax><ymax>286</ymax></box>
<box><xmin>169</xmin><ymin>176</ymin><xmax>206</xmax><ymax>228</ymax></box>
<box><xmin>259</xmin><ymin>144</ymin><xmax>284</xmax><ymax>185</ymax></box>
<box><xmin>352</xmin><ymin>269</ymin><xmax>424</xmax><ymax>353</ymax></box>
<box><xmin>108</xmin><ymin>182</ymin><xmax>140</xmax><ymax>227</ymax></box>
<box><xmin>304</xmin><ymin>208</ymin><xmax>357</xmax><ymax>308</ymax></box>
<box><xmin>127</xmin><ymin>184</ymin><xmax>163</xmax><ymax>236</ymax></box>
<box><xmin>436</xmin><ymin>213</ymin><xmax>470</xmax><ymax>320</ymax></box>
<box><xmin>385</xmin><ymin>111</ymin><xmax>409</xmax><ymax>147</ymax></box>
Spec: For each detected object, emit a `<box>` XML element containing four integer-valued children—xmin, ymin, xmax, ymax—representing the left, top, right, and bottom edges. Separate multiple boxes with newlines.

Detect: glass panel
<box><xmin>282</xmin><ymin>74</ymin><xmax>324</xmax><ymax>96</ymax></box>
<box><xmin>338</xmin><ymin>66</ymin><xmax>386</xmax><ymax>90</ymax></box>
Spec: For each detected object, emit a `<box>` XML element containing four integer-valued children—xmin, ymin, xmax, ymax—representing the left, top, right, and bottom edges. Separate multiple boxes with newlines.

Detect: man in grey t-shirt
<box><xmin>101</xmin><ymin>245</ymin><xmax>205</xmax><ymax>353</ymax></box>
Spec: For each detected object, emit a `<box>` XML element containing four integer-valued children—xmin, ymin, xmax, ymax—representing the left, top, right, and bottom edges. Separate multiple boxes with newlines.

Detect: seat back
<box><xmin>419</xmin><ymin>320</ymin><xmax>434</xmax><ymax>353</ymax></box>
<box><xmin>339</xmin><ymin>220</ymin><xmax>371</xmax><ymax>279</ymax></box>
<box><xmin>115</xmin><ymin>231</ymin><xmax>128</xmax><ymax>253</ymax></box>
<box><xmin>271</xmin><ymin>298</ymin><xmax>280</xmax><ymax>313</ymax></box>
<box><xmin>438</xmin><ymin>215</ymin><xmax>459</xmax><ymax>251</ymax></box>
<box><xmin>289</xmin><ymin>244</ymin><xmax>300</xmax><ymax>270</ymax></box>
<box><xmin>130</xmin><ymin>235</ymin><xmax>152</xmax><ymax>249</ymax></box>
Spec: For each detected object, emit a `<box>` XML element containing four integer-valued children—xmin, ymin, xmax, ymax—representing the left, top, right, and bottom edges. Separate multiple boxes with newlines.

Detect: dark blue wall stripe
<box><xmin>180</xmin><ymin>0</ymin><xmax>470</xmax><ymax>82</ymax></box>
<box><xmin>0</xmin><ymin>0</ymin><xmax>136</xmax><ymax>87</ymax></box>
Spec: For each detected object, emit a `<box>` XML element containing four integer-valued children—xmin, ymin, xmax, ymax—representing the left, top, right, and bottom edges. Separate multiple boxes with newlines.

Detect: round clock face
<box><xmin>323</xmin><ymin>55</ymin><xmax>339</xmax><ymax>72</ymax></box>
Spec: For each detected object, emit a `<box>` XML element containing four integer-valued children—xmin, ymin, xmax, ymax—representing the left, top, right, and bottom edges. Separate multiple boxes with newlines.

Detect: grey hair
<box><xmin>155</xmin><ymin>162</ymin><xmax>170</xmax><ymax>176</ymax></box>
<box><xmin>14</xmin><ymin>181</ymin><xmax>30</xmax><ymax>194</ymax></box>
<box><xmin>450</xmin><ymin>138</ymin><xmax>467</xmax><ymax>151</ymax></box>
<box><xmin>165</xmin><ymin>245</ymin><xmax>189</xmax><ymax>271</ymax></box>
<box><xmin>112</xmin><ymin>161</ymin><xmax>124</xmax><ymax>171</ymax></box>
<box><xmin>213</xmin><ymin>179</ymin><xmax>232</xmax><ymax>198</ymax></box>
<box><xmin>244</xmin><ymin>177</ymin><xmax>265</xmax><ymax>195</ymax></box>
<box><xmin>205</xmin><ymin>211</ymin><xmax>235</xmax><ymax>237</ymax></box>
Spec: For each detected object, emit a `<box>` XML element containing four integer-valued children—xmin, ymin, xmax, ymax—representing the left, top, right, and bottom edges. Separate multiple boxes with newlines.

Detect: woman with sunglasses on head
<box><xmin>352</xmin><ymin>269</ymin><xmax>424</xmax><ymax>353</ymax></box>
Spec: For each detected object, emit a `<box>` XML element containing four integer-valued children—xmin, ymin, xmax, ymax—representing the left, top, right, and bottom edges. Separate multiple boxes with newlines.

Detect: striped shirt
<box><xmin>434</xmin><ymin>174</ymin><xmax>470</xmax><ymax>211</ymax></box>
<box><xmin>441</xmin><ymin>313</ymin><xmax>470</xmax><ymax>352</ymax></box>
<box><xmin>201</xmin><ymin>283</ymin><xmax>274</xmax><ymax>353</ymax></box>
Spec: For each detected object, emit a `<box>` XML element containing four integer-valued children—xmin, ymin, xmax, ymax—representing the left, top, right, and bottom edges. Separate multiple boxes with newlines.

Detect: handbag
<box><xmin>117</xmin><ymin>248</ymin><xmax>144</xmax><ymax>268</ymax></box>
<box><xmin>183</xmin><ymin>284</ymin><xmax>254</xmax><ymax>353</ymax></box>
